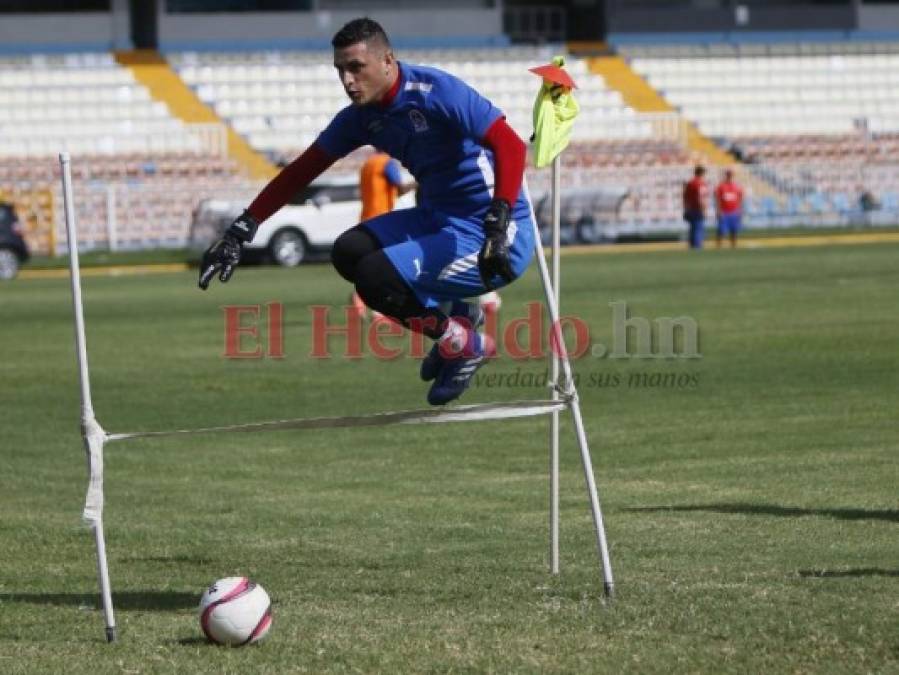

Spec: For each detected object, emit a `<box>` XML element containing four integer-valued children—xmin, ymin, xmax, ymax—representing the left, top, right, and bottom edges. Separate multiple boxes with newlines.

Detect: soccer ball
<box><xmin>198</xmin><ymin>577</ymin><xmax>272</xmax><ymax>646</ymax></box>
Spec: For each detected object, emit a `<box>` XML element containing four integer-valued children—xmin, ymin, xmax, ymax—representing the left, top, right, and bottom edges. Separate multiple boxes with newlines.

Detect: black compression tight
<box><xmin>331</xmin><ymin>226</ymin><xmax>446</xmax><ymax>339</ymax></box>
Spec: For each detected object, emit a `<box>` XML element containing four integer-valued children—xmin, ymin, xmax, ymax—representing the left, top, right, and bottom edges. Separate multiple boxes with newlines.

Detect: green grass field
<box><xmin>1</xmin><ymin>243</ymin><xmax>897</xmax><ymax>674</ymax></box>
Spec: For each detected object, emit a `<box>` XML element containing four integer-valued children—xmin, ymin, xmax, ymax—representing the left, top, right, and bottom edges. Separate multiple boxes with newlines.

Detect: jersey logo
<box><xmin>367</xmin><ymin>118</ymin><xmax>384</xmax><ymax>135</ymax></box>
<box><xmin>404</xmin><ymin>81</ymin><xmax>433</xmax><ymax>93</ymax></box>
<box><xmin>408</xmin><ymin>109</ymin><xmax>429</xmax><ymax>133</ymax></box>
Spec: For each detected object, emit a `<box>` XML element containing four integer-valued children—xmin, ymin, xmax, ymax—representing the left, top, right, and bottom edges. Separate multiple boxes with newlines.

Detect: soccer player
<box><xmin>714</xmin><ymin>169</ymin><xmax>743</xmax><ymax>248</ymax></box>
<box><xmin>682</xmin><ymin>165</ymin><xmax>708</xmax><ymax>249</ymax></box>
<box><xmin>199</xmin><ymin>17</ymin><xmax>535</xmax><ymax>406</ymax></box>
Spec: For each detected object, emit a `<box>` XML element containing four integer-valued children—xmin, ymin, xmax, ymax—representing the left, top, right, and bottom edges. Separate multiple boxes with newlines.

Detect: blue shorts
<box><xmin>362</xmin><ymin>203</ymin><xmax>536</xmax><ymax>308</ymax></box>
<box><xmin>717</xmin><ymin>213</ymin><xmax>741</xmax><ymax>236</ymax></box>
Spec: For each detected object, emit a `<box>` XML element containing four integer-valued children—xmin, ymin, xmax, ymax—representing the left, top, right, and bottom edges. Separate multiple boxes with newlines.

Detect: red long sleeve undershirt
<box><xmin>246</xmin><ymin>143</ymin><xmax>335</xmax><ymax>223</ymax></box>
<box><xmin>246</xmin><ymin>114</ymin><xmax>526</xmax><ymax>225</ymax></box>
<box><xmin>482</xmin><ymin>116</ymin><xmax>527</xmax><ymax>207</ymax></box>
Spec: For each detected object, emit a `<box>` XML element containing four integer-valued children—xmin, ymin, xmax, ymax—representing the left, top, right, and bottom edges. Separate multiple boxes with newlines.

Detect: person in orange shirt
<box><xmin>352</xmin><ymin>152</ymin><xmax>415</xmax><ymax>316</ymax></box>
<box><xmin>714</xmin><ymin>169</ymin><xmax>743</xmax><ymax>248</ymax></box>
<box><xmin>359</xmin><ymin>151</ymin><xmax>413</xmax><ymax>221</ymax></box>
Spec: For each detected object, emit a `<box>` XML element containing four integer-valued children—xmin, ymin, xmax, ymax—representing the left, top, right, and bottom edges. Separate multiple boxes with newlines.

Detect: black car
<box><xmin>0</xmin><ymin>203</ymin><xmax>30</xmax><ymax>280</ymax></box>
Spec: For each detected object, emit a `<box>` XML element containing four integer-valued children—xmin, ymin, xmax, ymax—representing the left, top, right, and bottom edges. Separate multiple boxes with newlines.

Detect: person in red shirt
<box><xmin>682</xmin><ymin>165</ymin><xmax>708</xmax><ymax>249</ymax></box>
<box><xmin>714</xmin><ymin>169</ymin><xmax>743</xmax><ymax>248</ymax></box>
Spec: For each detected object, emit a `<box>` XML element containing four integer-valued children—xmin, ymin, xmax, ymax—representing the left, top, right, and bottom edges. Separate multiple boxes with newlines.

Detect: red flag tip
<box><xmin>528</xmin><ymin>64</ymin><xmax>578</xmax><ymax>89</ymax></box>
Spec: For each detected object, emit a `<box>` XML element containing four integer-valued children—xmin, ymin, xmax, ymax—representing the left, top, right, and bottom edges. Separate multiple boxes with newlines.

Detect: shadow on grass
<box><xmin>799</xmin><ymin>568</ymin><xmax>899</xmax><ymax>579</ymax></box>
<box><xmin>622</xmin><ymin>503</ymin><xmax>899</xmax><ymax>523</ymax></box>
<box><xmin>0</xmin><ymin>591</ymin><xmax>197</xmax><ymax>611</ymax></box>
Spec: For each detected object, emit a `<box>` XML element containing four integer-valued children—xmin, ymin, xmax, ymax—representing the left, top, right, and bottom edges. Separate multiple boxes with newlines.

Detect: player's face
<box><xmin>334</xmin><ymin>41</ymin><xmax>394</xmax><ymax>106</ymax></box>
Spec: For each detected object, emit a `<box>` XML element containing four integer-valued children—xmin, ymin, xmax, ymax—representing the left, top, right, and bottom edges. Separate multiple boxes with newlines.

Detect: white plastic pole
<box><xmin>92</xmin><ymin>516</ymin><xmax>116</xmax><ymax>643</ymax></box>
<box><xmin>60</xmin><ymin>153</ymin><xmax>117</xmax><ymax>642</ymax></box>
<box><xmin>105</xmin><ymin>185</ymin><xmax>118</xmax><ymax>252</ymax></box>
<box><xmin>530</xmin><ymin>184</ymin><xmax>615</xmax><ymax>599</ymax></box>
<box><xmin>549</xmin><ymin>155</ymin><xmax>561</xmax><ymax>576</ymax></box>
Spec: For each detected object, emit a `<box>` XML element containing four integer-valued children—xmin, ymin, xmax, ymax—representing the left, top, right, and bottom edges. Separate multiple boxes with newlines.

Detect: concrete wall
<box><xmin>157</xmin><ymin>7</ymin><xmax>505</xmax><ymax>50</ymax></box>
<box><xmin>0</xmin><ymin>5</ymin><xmax>503</xmax><ymax>53</ymax></box>
<box><xmin>4</xmin><ymin>2</ymin><xmax>895</xmax><ymax>52</ymax></box>
<box><xmin>607</xmin><ymin>4</ymin><xmax>857</xmax><ymax>34</ymax></box>
<box><xmin>858</xmin><ymin>5</ymin><xmax>899</xmax><ymax>32</ymax></box>
<box><xmin>0</xmin><ymin>13</ymin><xmax>121</xmax><ymax>52</ymax></box>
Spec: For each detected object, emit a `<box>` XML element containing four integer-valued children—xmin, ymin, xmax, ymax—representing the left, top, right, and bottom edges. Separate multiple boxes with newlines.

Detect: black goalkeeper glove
<box><xmin>478</xmin><ymin>198</ymin><xmax>514</xmax><ymax>291</ymax></box>
<box><xmin>198</xmin><ymin>210</ymin><xmax>259</xmax><ymax>290</ymax></box>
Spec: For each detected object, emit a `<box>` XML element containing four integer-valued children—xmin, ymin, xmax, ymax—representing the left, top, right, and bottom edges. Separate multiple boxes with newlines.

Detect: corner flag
<box><xmin>529</xmin><ymin>56</ymin><xmax>580</xmax><ymax>168</ymax></box>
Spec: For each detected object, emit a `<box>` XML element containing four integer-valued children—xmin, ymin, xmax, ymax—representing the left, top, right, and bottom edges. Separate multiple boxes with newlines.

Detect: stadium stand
<box><xmin>168</xmin><ymin>46</ymin><xmax>669</xmax><ymax>154</ymax></box>
<box><xmin>624</xmin><ymin>41</ymin><xmax>899</xmax><ymax>227</ymax></box>
<box><xmin>168</xmin><ymin>46</ymin><xmax>695</xmax><ymax>236</ymax></box>
<box><xmin>14</xmin><ymin>38</ymin><xmax>899</xmax><ymax>255</ymax></box>
<box><xmin>0</xmin><ymin>52</ymin><xmax>249</xmax><ymax>253</ymax></box>
<box><xmin>0</xmin><ymin>52</ymin><xmax>224</xmax><ymax>156</ymax></box>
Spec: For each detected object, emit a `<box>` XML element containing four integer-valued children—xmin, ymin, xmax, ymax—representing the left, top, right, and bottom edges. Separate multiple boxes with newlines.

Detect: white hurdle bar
<box><xmin>60</xmin><ymin>153</ymin><xmax>117</xmax><ymax>643</ymax></box>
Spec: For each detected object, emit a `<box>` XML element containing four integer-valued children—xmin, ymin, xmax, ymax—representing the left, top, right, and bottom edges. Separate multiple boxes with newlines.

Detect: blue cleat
<box><xmin>420</xmin><ymin>303</ymin><xmax>484</xmax><ymax>382</ymax></box>
<box><xmin>419</xmin><ymin>343</ymin><xmax>444</xmax><ymax>382</ymax></box>
<box><xmin>427</xmin><ymin>331</ymin><xmax>494</xmax><ymax>406</ymax></box>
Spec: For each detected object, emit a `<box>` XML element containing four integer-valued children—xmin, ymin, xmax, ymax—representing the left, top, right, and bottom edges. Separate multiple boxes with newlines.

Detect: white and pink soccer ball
<box><xmin>198</xmin><ymin>577</ymin><xmax>272</xmax><ymax>646</ymax></box>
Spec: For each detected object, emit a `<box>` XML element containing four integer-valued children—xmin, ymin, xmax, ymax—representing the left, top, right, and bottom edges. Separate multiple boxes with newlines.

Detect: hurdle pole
<box><xmin>549</xmin><ymin>154</ymin><xmax>561</xmax><ymax>575</ymax></box>
<box><xmin>530</xmin><ymin>179</ymin><xmax>615</xmax><ymax>599</ymax></box>
<box><xmin>60</xmin><ymin>153</ymin><xmax>117</xmax><ymax>642</ymax></box>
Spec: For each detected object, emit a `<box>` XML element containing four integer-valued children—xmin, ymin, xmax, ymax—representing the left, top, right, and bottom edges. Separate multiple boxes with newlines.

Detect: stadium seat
<box><xmin>169</xmin><ymin>46</ymin><xmax>652</xmax><ymax>158</ymax></box>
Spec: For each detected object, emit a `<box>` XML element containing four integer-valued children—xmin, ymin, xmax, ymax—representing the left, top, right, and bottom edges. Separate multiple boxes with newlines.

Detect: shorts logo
<box><xmin>409</xmin><ymin>109</ymin><xmax>429</xmax><ymax>133</ymax></box>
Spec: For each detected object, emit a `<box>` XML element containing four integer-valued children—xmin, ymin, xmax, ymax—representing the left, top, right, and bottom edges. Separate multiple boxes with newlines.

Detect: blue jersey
<box><xmin>316</xmin><ymin>62</ymin><xmax>517</xmax><ymax>217</ymax></box>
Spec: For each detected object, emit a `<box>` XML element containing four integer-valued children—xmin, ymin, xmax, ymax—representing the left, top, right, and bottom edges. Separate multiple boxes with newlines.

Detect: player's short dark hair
<box><xmin>331</xmin><ymin>17</ymin><xmax>391</xmax><ymax>51</ymax></box>
<box><xmin>694</xmin><ymin>165</ymin><xmax>706</xmax><ymax>177</ymax></box>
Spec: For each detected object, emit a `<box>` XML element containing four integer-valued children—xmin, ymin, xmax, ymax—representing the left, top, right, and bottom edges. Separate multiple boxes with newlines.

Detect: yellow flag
<box><xmin>530</xmin><ymin>56</ymin><xmax>580</xmax><ymax>168</ymax></box>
